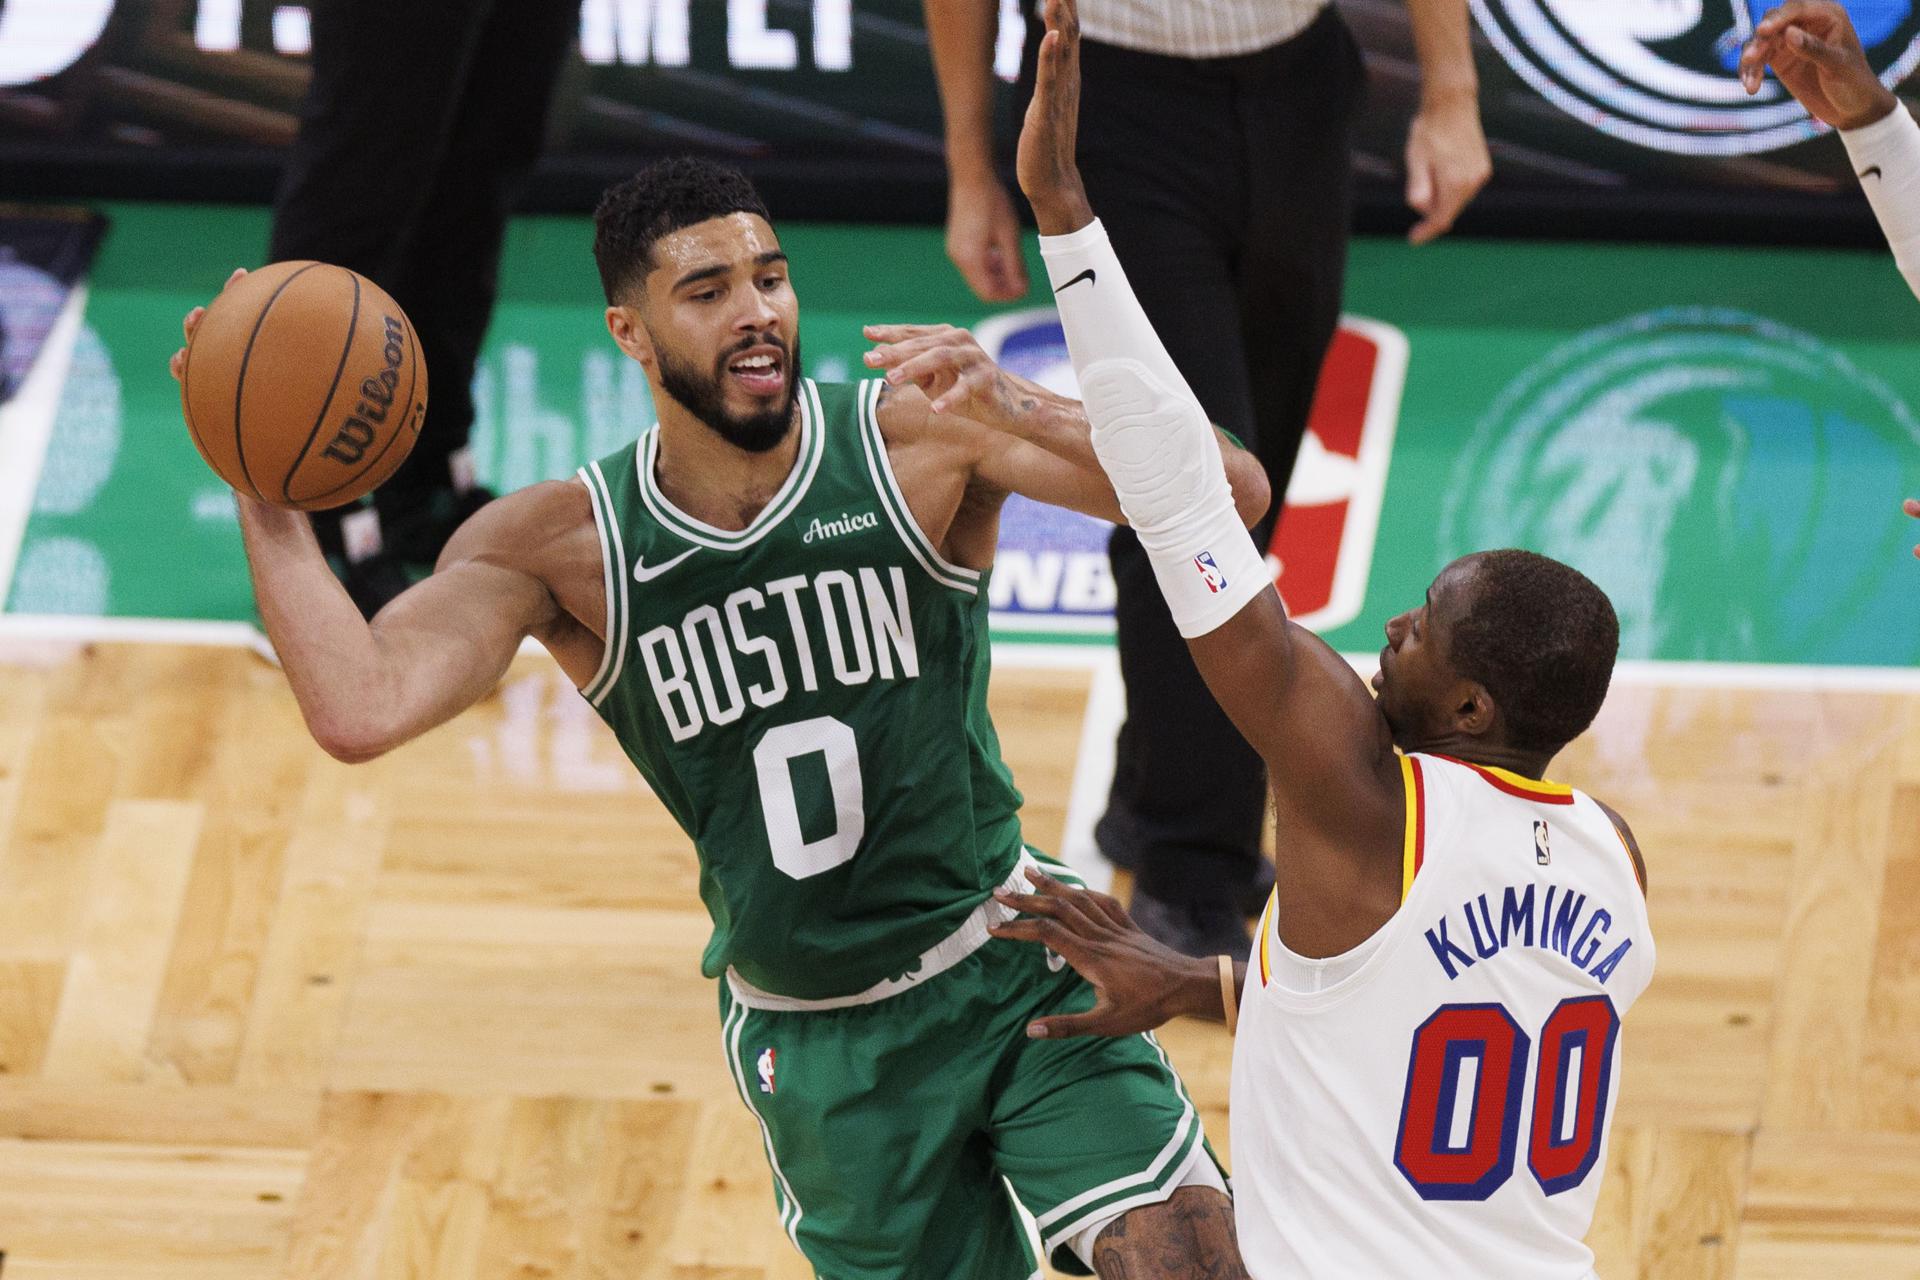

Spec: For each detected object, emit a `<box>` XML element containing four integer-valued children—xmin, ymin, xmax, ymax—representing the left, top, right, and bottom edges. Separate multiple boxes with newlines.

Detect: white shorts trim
<box><xmin>1059</xmin><ymin>1140</ymin><xmax>1229</xmax><ymax>1268</ymax></box>
<box><xmin>720</xmin><ymin>997</ymin><xmax>805</xmax><ymax>1247</ymax></box>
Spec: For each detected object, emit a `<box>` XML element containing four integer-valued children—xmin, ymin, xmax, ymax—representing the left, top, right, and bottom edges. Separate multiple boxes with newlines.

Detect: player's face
<box><xmin>642</xmin><ymin>212</ymin><xmax>802</xmax><ymax>453</ymax></box>
<box><xmin>1372</xmin><ymin>557</ymin><xmax>1481</xmax><ymax>748</ymax></box>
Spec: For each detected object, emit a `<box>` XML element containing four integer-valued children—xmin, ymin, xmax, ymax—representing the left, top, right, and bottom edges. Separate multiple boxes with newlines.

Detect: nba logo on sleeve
<box><xmin>1194</xmin><ymin>551</ymin><xmax>1228</xmax><ymax>594</ymax></box>
<box><xmin>1534</xmin><ymin>820</ymin><xmax>1551</xmax><ymax>866</ymax></box>
<box><xmin>757</xmin><ymin>1047</ymin><xmax>777</xmax><ymax>1095</ymax></box>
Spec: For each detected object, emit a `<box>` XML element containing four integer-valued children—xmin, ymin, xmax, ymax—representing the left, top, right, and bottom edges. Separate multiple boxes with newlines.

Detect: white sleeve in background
<box><xmin>1038</xmin><ymin>220</ymin><xmax>1270</xmax><ymax>639</ymax></box>
<box><xmin>1840</xmin><ymin>104</ymin><xmax>1920</xmax><ymax>304</ymax></box>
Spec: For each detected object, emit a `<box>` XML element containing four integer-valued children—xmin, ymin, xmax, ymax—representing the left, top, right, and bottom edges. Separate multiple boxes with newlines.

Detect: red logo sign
<box><xmin>1269</xmin><ymin>318</ymin><xmax>1407</xmax><ymax>632</ymax></box>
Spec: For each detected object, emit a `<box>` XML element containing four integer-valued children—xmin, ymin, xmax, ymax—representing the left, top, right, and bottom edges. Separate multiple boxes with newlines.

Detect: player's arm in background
<box><xmin>863</xmin><ymin>322</ymin><xmax>1270</xmax><ymax>528</ymax></box>
<box><xmin>923</xmin><ymin>0</ymin><xmax>1030</xmax><ymax>301</ymax></box>
<box><xmin>1742</xmin><ymin>2</ymin><xmax>1920</xmax><ymax>298</ymax></box>
<box><xmin>1740</xmin><ymin>4</ymin><xmax>1920</xmax><ymax>552</ymax></box>
<box><xmin>1403</xmin><ymin>0</ymin><xmax>1493</xmax><ymax>243</ymax></box>
<box><xmin>170</xmin><ymin>293</ymin><xmax>584</xmax><ymax>763</ymax></box>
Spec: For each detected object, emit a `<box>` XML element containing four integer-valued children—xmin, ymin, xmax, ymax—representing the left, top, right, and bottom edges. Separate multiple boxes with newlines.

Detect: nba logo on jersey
<box><xmin>1534</xmin><ymin>819</ymin><xmax>1552</xmax><ymax>866</ymax></box>
<box><xmin>757</xmin><ymin>1047</ymin><xmax>777</xmax><ymax>1095</ymax></box>
<box><xmin>1195</xmin><ymin>551</ymin><xmax>1228</xmax><ymax>594</ymax></box>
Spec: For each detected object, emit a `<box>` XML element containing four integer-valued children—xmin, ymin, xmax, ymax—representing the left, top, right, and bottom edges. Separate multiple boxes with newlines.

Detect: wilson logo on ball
<box><xmin>323</xmin><ymin>314</ymin><xmax>408</xmax><ymax>466</ymax></box>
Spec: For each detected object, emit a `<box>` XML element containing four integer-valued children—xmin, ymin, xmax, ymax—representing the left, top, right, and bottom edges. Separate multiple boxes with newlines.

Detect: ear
<box><xmin>1453</xmin><ymin>681</ymin><xmax>1497</xmax><ymax>737</ymax></box>
<box><xmin>605</xmin><ymin>304</ymin><xmax>657</xmax><ymax>371</ymax></box>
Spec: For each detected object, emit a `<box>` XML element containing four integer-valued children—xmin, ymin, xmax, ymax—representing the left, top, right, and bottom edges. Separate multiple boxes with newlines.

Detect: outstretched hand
<box><xmin>1740</xmin><ymin>1</ymin><xmax>1900</xmax><ymax>131</ymax></box>
<box><xmin>862</xmin><ymin>322</ymin><xmax>1036</xmax><ymax>422</ymax></box>
<box><xmin>988</xmin><ymin>867</ymin><xmax>1215</xmax><ymax>1039</ymax></box>
<box><xmin>1015</xmin><ymin>0</ymin><xmax>1093</xmax><ymax>236</ymax></box>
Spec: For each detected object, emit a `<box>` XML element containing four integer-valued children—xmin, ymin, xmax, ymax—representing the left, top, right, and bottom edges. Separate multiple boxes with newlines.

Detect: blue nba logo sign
<box><xmin>1194</xmin><ymin>551</ymin><xmax>1228</xmax><ymax>594</ymax></box>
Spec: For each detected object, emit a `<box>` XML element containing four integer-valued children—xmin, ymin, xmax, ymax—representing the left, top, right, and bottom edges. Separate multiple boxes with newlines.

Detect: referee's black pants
<box><xmin>1069</xmin><ymin>11</ymin><xmax>1367</xmax><ymax>909</ymax></box>
<box><xmin>268</xmin><ymin>0</ymin><xmax>576</xmax><ymax>541</ymax></box>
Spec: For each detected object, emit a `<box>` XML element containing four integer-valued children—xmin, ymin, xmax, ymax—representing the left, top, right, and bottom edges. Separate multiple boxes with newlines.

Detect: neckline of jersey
<box><xmin>635</xmin><ymin>378</ymin><xmax>825</xmax><ymax>551</ymax></box>
<box><xmin>1426</xmin><ymin>752</ymin><xmax>1575</xmax><ymax>802</ymax></box>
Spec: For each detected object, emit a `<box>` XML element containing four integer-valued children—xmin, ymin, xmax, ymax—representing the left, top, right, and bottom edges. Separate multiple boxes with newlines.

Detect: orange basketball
<box><xmin>180</xmin><ymin>260</ymin><xmax>428</xmax><ymax>512</ymax></box>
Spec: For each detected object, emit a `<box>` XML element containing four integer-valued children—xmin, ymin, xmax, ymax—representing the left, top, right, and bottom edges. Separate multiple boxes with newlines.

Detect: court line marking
<box><xmin>0</xmin><ymin>286</ymin><xmax>90</xmax><ymax>609</ymax></box>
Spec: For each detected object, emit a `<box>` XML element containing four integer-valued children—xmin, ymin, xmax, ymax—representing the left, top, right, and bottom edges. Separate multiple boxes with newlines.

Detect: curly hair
<box><xmin>592</xmin><ymin>157</ymin><xmax>772</xmax><ymax>304</ymax></box>
<box><xmin>1446</xmin><ymin>550</ymin><xmax>1619</xmax><ymax>754</ymax></box>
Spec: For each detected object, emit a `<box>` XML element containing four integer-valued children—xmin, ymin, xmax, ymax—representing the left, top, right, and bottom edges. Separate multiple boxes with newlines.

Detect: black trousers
<box><xmin>268</xmin><ymin>0</ymin><xmax>576</xmax><ymax>520</ymax></box>
<box><xmin>1061</xmin><ymin>12</ymin><xmax>1366</xmax><ymax>905</ymax></box>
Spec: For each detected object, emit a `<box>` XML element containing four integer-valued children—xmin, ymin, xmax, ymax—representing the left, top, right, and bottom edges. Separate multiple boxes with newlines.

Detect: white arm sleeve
<box><xmin>1039</xmin><ymin>219</ymin><xmax>1271</xmax><ymax>639</ymax></box>
<box><xmin>1841</xmin><ymin>105</ymin><xmax>1920</xmax><ymax>304</ymax></box>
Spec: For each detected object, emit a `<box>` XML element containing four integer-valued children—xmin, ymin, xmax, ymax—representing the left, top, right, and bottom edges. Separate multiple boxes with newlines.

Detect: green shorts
<box><xmin>718</xmin><ymin>901</ymin><xmax>1216</xmax><ymax>1279</ymax></box>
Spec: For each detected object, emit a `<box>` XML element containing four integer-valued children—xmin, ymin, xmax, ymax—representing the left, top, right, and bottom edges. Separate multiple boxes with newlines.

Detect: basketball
<box><xmin>179</xmin><ymin>260</ymin><xmax>428</xmax><ymax>511</ymax></box>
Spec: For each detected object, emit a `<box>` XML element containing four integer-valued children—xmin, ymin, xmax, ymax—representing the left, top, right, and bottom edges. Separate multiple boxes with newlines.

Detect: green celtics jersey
<box><xmin>576</xmin><ymin>379</ymin><xmax>1027</xmax><ymax>1000</ymax></box>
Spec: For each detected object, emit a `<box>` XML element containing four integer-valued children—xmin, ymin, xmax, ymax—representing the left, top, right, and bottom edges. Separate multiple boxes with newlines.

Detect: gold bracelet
<box><xmin>1218</xmin><ymin>953</ymin><xmax>1239</xmax><ymax>1035</ymax></box>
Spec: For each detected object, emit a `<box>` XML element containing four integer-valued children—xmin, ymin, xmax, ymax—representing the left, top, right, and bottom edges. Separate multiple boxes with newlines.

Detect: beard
<box><xmin>651</xmin><ymin>331</ymin><xmax>802</xmax><ymax>455</ymax></box>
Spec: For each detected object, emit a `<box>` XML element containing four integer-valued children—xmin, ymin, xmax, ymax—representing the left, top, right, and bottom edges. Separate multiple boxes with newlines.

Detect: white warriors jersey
<box><xmin>1231</xmin><ymin>752</ymin><xmax>1655</xmax><ymax>1279</ymax></box>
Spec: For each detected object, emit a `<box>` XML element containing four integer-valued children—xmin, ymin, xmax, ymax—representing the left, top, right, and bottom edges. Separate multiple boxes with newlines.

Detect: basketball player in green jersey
<box><xmin>167</xmin><ymin>15</ymin><xmax>1264</xmax><ymax>1272</ymax></box>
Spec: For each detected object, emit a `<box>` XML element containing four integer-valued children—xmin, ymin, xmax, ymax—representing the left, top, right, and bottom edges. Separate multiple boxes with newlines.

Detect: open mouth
<box><xmin>1371</xmin><ymin>647</ymin><xmax>1388</xmax><ymax>694</ymax></box>
<box><xmin>726</xmin><ymin>346</ymin><xmax>786</xmax><ymax>397</ymax></box>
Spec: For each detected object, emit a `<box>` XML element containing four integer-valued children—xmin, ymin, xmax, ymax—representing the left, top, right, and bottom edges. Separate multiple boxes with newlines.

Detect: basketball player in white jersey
<box><xmin>1738</xmin><ymin>1</ymin><xmax>1920</xmax><ymax>555</ymax></box>
<box><xmin>954</xmin><ymin>4</ymin><xmax>1655</xmax><ymax>1273</ymax></box>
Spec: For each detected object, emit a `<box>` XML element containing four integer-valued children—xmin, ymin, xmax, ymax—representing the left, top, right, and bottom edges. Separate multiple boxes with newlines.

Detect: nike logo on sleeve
<box><xmin>1054</xmin><ymin>269</ymin><xmax>1096</xmax><ymax>293</ymax></box>
<box><xmin>633</xmin><ymin>546</ymin><xmax>699</xmax><ymax>583</ymax></box>
<box><xmin>1861</xmin><ymin>165</ymin><xmax>1884</xmax><ymax>180</ymax></box>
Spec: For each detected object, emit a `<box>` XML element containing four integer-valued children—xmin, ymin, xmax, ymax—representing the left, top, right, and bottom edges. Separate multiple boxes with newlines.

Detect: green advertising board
<box><xmin>4</xmin><ymin>202</ymin><xmax>1918</xmax><ymax>668</ymax></box>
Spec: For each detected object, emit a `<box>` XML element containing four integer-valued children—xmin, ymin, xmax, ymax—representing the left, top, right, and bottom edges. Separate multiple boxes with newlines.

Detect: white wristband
<box><xmin>1841</xmin><ymin>105</ymin><xmax>1920</xmax><ymax>303</ymax></box>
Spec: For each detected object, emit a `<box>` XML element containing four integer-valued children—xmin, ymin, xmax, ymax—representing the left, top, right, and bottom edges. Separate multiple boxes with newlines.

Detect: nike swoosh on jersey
<box><xmin>1054</xmin><ymin>268</ymin><xmax>1096</xmax><ymax>293</ymax></box>
<box><xmin>633</xmin><ymin>546</ymin><xmax>699</xmax><ymax>582</ymax></box>
<box><xmin>1862</xmin><ymin>165</ymin><xmax>1884</xmax><ymax>180</ymax></box>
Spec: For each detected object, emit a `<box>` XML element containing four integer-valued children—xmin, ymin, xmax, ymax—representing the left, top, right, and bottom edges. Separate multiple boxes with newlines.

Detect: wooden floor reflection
<box><xmin>0</xmin><ymin>640</ymin><xmax>1915</xmax><ymax>1278</ymax></box>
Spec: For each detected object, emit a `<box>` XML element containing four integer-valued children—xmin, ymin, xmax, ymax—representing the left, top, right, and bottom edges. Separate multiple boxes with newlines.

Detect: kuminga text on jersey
<box><xmin>637</xmin><ymin>566</ymin><xmax>919</xmax><ymax>742</ymax></box>
<box><xmin>1422</xmin><ymin>882</ymin><xmax>1637</xmax><ymax>985</ymax></box>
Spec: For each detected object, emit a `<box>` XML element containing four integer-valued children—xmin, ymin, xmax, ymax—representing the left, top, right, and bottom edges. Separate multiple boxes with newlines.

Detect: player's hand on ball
<box><xmin>168</xmin><ymin>268</ymin><xmax>249</xmax><ymax>384</ymax></box>
<box><xmin>989</xmin><ymin>867</ymin><xmax>1196</xmax><ymax>1039</ymax></box>
<box><xmin>1740</xmin><ymin>1</ymin><xmax>1900</xmax><ymax>130</ymax></box>
<box><xmin>863</xmin><ymin>323</ymin><xmax>1032</xmax><ymax>422</ymax></box>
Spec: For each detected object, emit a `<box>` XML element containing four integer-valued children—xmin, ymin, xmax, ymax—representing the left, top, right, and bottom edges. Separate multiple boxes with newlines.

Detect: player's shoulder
<box><xmin>436</xmin><ymin>479</ymin><xmax>595</xmax><ymax>575</ymax></box>
<box><xmin>1587</xmin><ymin>793</ymin><xmax>1649</xmax><ymax>895</ymax></box>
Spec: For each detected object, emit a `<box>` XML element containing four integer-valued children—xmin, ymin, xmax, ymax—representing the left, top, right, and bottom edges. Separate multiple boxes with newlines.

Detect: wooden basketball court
<box><xmin>0</xmin><ymin>639</ymin><xmax>1916</xmax><ymax>1278</ymax></box>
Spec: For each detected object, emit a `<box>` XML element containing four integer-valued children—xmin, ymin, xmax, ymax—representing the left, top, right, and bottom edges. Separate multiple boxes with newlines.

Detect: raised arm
<box><xmin>1741</xmin><ymin>3</ymin><xmax>1920</xmax><ymax>301</ymax></box>
<box><xmin>1018</xmin><ymin>0</ymin><xmax>1402</xmax><ymax>843</ymax></box>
